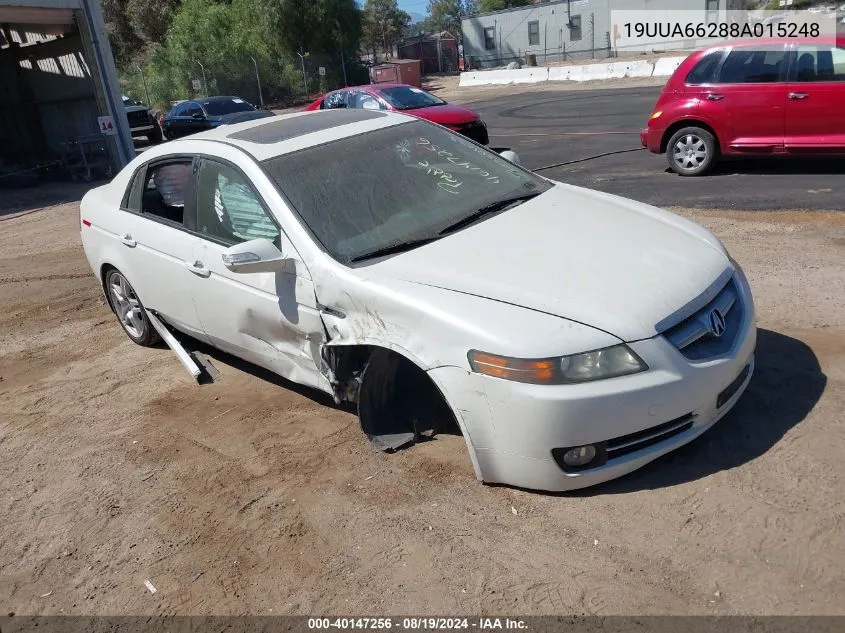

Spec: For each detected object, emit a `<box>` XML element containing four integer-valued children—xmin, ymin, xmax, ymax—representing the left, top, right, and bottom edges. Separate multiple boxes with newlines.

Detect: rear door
<box><xmin>695</xmin><ymin>44</ymin><xmax>789</xmax><ymax>153</ymax></box>
<box><xmin>115</xmin><ymin>157</ymin><xmax>208</xmax><ymax>339</ymax></box>
<box><xmin>187</xmin><ymin>155</ymin><xmax>329</xmax><ymax>391</ymax></box>
<box><xmin>785</xmin><ymin>43</ymin><xmax>845</xmax><ymax>152</ymax></box>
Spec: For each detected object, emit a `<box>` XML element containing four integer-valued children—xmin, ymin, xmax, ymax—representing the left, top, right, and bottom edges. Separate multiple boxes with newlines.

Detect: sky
<box><xmin>397</xmin><ymin>0</ymin><xmax>429</xmax><ymax>19</ymax></box>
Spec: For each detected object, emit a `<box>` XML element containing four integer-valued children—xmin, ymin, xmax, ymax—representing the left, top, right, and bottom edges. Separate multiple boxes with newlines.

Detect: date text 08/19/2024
<box><xmin>307</xmin><ymin>618</ymin><xmax>528</xmax><ymax>630</ymax></box>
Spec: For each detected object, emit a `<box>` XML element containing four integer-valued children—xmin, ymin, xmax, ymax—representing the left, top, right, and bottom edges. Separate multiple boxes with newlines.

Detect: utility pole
<box><xmin>250</xmin><ymin>56</ymin><xmax>264</xmax><ymax>108</ymax></box>
<box><xmin>337</xmin><ymin>19</ymin><xmax>348</xmax><ymax>87</ymax></box>
<box><xmin>194</xmin><ymin>60</ymin><xmax>208</xmax><ymax>97</ymax></box>
<box><xmin>134</xmin><ymin>62</ymin><xmax>150</xmax><ymax>106</ymax></box>
<box><xmin>296</xmin><ymin>50</ymin><xmax>309</xmax><ymax>96</ymax></box>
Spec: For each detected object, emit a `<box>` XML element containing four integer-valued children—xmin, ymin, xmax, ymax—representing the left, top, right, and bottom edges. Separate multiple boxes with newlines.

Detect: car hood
<box><xmin>405</xmin><ymin>102</ymin><xmax>479</xmax><ymax>126</ymax></box>
<box><xmin>124</xmin><ymin>105</ymin><xmax>150</xmax><ymax>114</ymax></box>
<box><xmin>368</xmin><ymin>183</ymin><xmax>731</xmax><ymax>342</ymax></box>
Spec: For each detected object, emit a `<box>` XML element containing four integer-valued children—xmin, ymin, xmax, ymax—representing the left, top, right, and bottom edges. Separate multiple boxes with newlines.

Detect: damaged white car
<box><xmin>80</xmin><ymin>109</ymin><xmax>756</xmax><ymax>492</ymax></box>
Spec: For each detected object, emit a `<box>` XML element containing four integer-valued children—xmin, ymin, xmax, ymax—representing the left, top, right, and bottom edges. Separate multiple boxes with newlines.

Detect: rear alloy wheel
<box><xmin>667</xmin><ymin>126</ymin><xmax>717</xmax><ymax>176</ymax></box>
<box><xmin>105</xmin><ymin>269</ymin><xmax>160</xmax><ymax>347</ymax></box>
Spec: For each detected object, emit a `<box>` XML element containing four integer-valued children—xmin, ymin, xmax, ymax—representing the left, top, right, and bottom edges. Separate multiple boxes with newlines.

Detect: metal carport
<box><xmin>0</xmin><ymin>0</ymin><xmax>133</xmax><ymax>187</ymax></box>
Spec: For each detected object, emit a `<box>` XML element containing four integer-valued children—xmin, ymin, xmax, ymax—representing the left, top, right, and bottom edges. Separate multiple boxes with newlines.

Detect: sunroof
<box><xmin>227</xmin><ymin>110</ymin><xmax>388</xmax><ymax>144</ymax></box>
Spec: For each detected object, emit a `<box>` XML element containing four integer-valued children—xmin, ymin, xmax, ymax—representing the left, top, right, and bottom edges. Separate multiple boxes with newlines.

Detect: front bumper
<box><xmin>432</xmin><ymin>273</ymin><xmax>757</xmax><ymax>492</ymax></box>
<box><xmin>455</xmin><ymin>120</ymin><xmax>489</xmax><ymax>146</ymax></box>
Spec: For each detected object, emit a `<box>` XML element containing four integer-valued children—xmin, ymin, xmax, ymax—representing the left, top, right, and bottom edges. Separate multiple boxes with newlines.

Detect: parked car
<box><xmin>641</xmin><ymin>37</ymin><xmax>845</xmax><ymax>176</ymax></box>
<box><xmin>161</xmin><ymin>96</ymin><xmax>274</xmax><ymax>140</ymax></box>
<box><xmin>304</xmin><ymin>83</ymin><xmax>489</xmax><ymax>145</ymax></box>
<box><xmin>123</xmin><ymin>96</ymin><xmax>162</xmax><ymax>145</ymax></box>
<box><xmin>80</xmin><ymin>109</ymin><xmax>756</xmax><ymax>492</ymax></box>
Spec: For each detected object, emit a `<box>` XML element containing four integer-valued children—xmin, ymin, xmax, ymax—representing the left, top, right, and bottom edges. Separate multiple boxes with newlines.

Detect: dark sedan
<box><xmin>161</xmin><ymin>96</ymin><xmax>274</xmax><ymax>140</ymax></box>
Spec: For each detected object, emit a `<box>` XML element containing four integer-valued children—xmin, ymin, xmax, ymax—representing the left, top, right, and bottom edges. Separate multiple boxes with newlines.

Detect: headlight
<box><xmin>467</xmin><ymin>344</ymin><xmax>648</xmax><ymax>385</ymax></box>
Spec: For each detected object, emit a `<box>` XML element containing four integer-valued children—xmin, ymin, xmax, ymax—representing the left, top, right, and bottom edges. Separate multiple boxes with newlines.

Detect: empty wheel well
<box><xmin>100</xmin><ymin>264</ymin><xmax>118</xmax><ymax>309</ymax></box>
<box><xmin>660</xmin><ymin>120</ymin><xmax>720</xmax><ymax>154</ymax></box>
<box><xmin>325</xmin><ymin>345</ymin><xmax>462</xmax><ymax>441</ymax></box>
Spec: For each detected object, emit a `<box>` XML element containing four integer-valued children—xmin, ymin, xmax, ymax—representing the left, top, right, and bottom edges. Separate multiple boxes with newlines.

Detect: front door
<box><xmin>187</xmin><ymin>157</ymin><xmax>329</xmax><ymax>391</ymax></box>
<box><xmin>695</xmin><ymin>45</ymin><xmax>788</xmax><ymax>153</ymax></box>
<box><xmin>785</xmin><ymin>43</ymin><xmax>845</xmax><ymax>152</ymax></box>
<box><xmin>116</xmin><ymin>157</ymin><xmax>208</xmax><ymax>340</ymax></box>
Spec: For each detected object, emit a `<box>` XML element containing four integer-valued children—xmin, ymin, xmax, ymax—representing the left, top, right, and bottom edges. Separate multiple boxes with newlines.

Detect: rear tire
<box><xmin>666</xmin><ymin>126</ymin><xmax>717</xmax><ymax>176</ymax></box>
<box><xmin>104</xmin><ymin>269</ymin><xmax>160</xmax><ymax>347</ymax></box>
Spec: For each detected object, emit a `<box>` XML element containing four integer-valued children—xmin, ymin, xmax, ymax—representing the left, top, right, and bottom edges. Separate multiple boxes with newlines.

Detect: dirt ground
<box><xmin>1</xmin><ymin>188</ymin><xmax>844</xmax><ymax>617</ymax></box>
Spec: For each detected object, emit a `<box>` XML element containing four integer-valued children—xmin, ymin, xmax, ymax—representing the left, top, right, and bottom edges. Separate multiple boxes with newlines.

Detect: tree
<box><xmin>426</xmin><ymin>0</ymin><xmax>463</xmax><ymax>38</ymax></box>
<box><xmin>477</xmin><ymin>0</ymin><xmax>530</xmax><ymax>13</ymax></box>
<box><xmin>362</xmin><ymin>0</ymin><xmax>411</xmax><ymax>58</ymax></box>
<box><xmin>102</xmin><ymin>0</ymin><xmax>181</xmax><ymax>66</ymax></box>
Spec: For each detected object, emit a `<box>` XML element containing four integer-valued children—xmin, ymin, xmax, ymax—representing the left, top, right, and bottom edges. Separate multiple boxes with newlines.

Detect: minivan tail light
<box><xmin>82</xmin><ymin>219</ymin><xmax>91</xmax><ymax>227</ymax></box>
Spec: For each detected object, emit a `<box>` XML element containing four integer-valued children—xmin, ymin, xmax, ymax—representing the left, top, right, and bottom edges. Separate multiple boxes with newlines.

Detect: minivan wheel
<box><xmin>105</xmin><ymin>269</ymin><xmax>160</xmax><ymax>347</ymax></box>
<box><xmin>667</xmin><ymin>126</ymin><xmax>717</xmax><ymax>176</ymax></box>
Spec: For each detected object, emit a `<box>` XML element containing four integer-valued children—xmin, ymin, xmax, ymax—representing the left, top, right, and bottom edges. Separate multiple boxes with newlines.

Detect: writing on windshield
<box><xmin>404</xmin><ymin>137</ymin><xmax>504</xmax><ymax>194</ymax></box>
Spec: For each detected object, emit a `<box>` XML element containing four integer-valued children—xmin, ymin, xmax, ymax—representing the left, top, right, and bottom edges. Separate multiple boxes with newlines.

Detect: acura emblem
<box><xmin>708</xmin><ymin>308</ymin><xmax>727</xmax><ymax>338</ymax></box>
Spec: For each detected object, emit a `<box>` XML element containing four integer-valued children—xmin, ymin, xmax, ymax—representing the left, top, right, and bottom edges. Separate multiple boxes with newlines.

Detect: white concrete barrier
<box><xmin>459</xmin><ymin>67</ymin><xmax>549</xmax><ymax>87</ymax></box>
<box><xmin>652</xmin><ymin>56</ymin><xmax>687</xmax><ymax>77</ymax></box>
<box><xmin>460</xmin><ymin>54</ymin><xmax>689</xmax><ymax>87</ymax></box>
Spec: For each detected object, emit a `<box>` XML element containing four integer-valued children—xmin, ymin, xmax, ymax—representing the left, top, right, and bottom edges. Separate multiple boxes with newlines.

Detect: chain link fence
<box><xmin>122</xmin><ymin>51</ymin><xmax>370</xmax><ymax>114</ymax></box>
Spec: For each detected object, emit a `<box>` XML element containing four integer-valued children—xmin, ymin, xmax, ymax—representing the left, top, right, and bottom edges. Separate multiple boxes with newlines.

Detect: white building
<box><xmin>461</xmin><ymin>0</ymin><xmax>746</xmax><ymax>69</ymax></box>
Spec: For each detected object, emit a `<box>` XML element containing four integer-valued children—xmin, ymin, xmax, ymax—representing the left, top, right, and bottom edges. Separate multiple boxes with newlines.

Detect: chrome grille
<box><xmin>662</xmin><ymin>276</ymin><xmax>743</xmax><ymax>361</ymax></box>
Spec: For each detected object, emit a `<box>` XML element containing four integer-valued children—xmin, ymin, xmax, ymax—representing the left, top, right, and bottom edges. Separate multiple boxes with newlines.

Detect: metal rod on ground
<box><xmin>251</xmin><ymin>56</ymin><xmax>264</xmax><ymax>109</ymax></box>
<box><xmin>134</xmin><ymin>63</ymin><xmax>150</xmax><ymax>106</ymax></box>
<box><xmin>144</xmin><ymin>309</ymin><xmax>201</xmax><ymax>382</ymax></box>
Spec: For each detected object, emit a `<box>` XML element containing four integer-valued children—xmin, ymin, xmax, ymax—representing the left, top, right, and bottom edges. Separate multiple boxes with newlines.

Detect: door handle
<box><xmin>706</xmin><ymin>93</ymin><xmax>725</xmax><ymax>101</ymax></box>
<box><xmin>121</xmin><ymin>234</ymin><xmax>136</xmax><ymax>247</ymax></box>
<box><xmin>788</xmin><ymin>92</ymin><xmax>809</xmax><ymax>100</ymax></box>
<box><xmin>186</xmin><ymin>260</ymin><xmax>211</xmax><ymax>278</ymax></box>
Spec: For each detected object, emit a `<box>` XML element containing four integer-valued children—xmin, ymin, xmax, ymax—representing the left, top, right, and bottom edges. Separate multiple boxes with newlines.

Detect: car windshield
<box><xmin>262</xmin><ymin>120</ymin><xmax>552</xmax><ymax>265</ymax></box>
<box><xmin>202</xmin><ymin>98</ymin><xmax>256</xmax><ymax>116</ymax></box>
<box><xmin>377</xmin><ymin>86</ymin><xmax>445</xmax><ymax>110</ymax></box>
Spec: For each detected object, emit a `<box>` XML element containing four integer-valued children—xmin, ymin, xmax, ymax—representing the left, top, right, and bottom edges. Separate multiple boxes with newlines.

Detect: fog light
<box><xmin>562</xmin><ymin>445</ymin><xmax>597</xmax><ymax>467</ymax></box>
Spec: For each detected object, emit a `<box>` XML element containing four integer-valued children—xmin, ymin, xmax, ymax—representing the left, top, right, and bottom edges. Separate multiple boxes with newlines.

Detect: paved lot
<box><xmin>472</xmin><ymin>85</ymin><xmax>845</xmax><ymax>211</ymax></box>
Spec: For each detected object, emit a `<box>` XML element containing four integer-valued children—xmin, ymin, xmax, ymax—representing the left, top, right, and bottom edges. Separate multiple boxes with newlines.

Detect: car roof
<box><xmin>698</xmin><ymin>35</ymin><xmax>842</xmax><ymax>50</ymax></box>
<box><xmin>185</xmin><ymin>108</ymin><xmax>416</xmax><ymax>161</ymax></box>
<box><xmin>332</xmin><ymin>83</ymin><xmax>423</xmax><ymax>92</ymax></box>
<box><xmin>199</xmin><ymin>95</ymin><xmax>248</xmax><ymax>102</ymax></box>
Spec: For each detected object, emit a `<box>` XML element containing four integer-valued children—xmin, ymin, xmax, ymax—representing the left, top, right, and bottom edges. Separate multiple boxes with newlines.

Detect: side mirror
<box><xmin>499</xmin><ymin>150</ymin><xmax>521</xmax><ymax>165</ymax></box>
<box><xmin>221</xmin><ymin>238</ymin><xmax>285</xmax><ymax>274</ymax></box>
<box><xmin>191</xmin><ymin>111</ymin><xmax>205</xmax><ymax>120</ymax></box>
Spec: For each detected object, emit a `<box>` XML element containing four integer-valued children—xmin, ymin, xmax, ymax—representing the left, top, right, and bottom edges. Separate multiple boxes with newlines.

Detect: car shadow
<box><xmin>574</xmin><ymin>328</ymin><xmax>826</xmax><ymax>496</ymax></box>
<box><xmin>664</xmin><ymin>156</ymin><xmax>845</xmax><ymax>177</ymax></box>
<box><xmin>163</xmin><ymin>330</ymin><xmax>355</xmax><ymax>413</ymax></box>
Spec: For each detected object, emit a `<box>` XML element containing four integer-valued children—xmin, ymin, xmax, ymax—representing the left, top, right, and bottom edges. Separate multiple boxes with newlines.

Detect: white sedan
<box><xmin>79</xmin><ymin>108</ymin><xmax>756</xmax><ymax>492</ymax></box>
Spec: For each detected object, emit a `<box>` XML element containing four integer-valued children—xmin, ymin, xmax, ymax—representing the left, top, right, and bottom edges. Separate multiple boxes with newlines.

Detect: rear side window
<box><xmin>321</xmin><ymin>91</ymin><xmax>348</xmax><ymax>109</ymax></box>
<box><xmin>793</xmin><ymin>45</ymin><xmax>845</xmax><ymax>82</ymax></box>
<box><xmin>685</xmin><ymin>50</ymin><xmax>724</xmax><ymax>85</ymax></box>
<box><xmin>140</xmin><ymin>161</ymin><xmax>193</xmax><ymax>225</ymax></box>
<box><xmin>718</xmin><ymin>47</ymin><xmax>786</xmax><ymax>84</ymax></box>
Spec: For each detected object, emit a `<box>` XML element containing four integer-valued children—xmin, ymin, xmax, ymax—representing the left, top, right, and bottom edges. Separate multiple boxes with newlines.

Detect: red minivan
<box><xmin>641</xmin><ymin>37</ymin><xmax>845</xmax><ymax>176</ymax></box>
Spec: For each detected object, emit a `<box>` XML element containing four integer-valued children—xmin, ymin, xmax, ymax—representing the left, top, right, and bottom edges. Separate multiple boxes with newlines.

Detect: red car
<box><xmin>304</xmin><ymin>83</ymin><xmax>489</xmax><ymax>146</ymax></box>
<box><xmin>641</xmin><ymin>37</ymin><xmax>845</xmax><ymax>176</ymax></box>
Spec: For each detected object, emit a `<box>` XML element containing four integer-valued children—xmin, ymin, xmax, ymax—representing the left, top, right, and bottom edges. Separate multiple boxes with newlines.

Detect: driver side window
<box><xmin>195</xmin><ymin>159</ymin><xmax>280</xmax><ymax>246</ymax></box>
<box><xmin>185</xmin><ymin>103</ymin><xmax>203</xmax><ymax>117</ymax></box>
